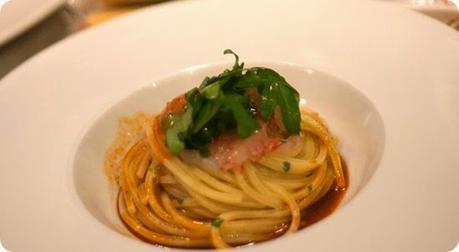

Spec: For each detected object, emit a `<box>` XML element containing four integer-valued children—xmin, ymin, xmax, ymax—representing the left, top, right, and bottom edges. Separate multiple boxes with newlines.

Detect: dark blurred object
<box><xmin>0</xmin><ymin>0</ymin><xmax>169</xmax><ymax>80</ymax></box>
<box><xmin>0</xmin><ymin>5</ymin><xmax>80</xmax><ymax>78</ymax></box>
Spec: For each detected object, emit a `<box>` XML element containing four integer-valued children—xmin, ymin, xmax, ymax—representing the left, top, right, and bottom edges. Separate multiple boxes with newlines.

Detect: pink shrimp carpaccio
<box><xmin>208</xmin><ymin>123</ymin><xmax>282</xmax><ymax>170</ymax></box>
<box><xmin>179</xmin><ymin>123</ymin><xmax>282</xmax><ymax>170</ymax></box>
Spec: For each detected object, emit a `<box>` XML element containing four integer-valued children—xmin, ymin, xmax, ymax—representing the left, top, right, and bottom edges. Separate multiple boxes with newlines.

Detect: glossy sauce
<box><xmin>299</xmin><ymin>157</ymin><xmax>349</xmax><ymax>228</ymax></box>
<box><xmin>262</xmin><ymin>157</ymin><xmax>349</xmax><ymax>243</ymax></box>
<box><xmin>117</xmin><ymin>159</ymin><xmax>348</xmax><ymax>249</ymax></box>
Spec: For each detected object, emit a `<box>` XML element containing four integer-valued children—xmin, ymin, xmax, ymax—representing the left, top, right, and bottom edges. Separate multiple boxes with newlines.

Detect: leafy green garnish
<box><xmin>165</xmin><ymin>107</ymin><xmax>193</xmax><ymax>155</ymax></box>
<box><xmin>221</xmin><ymin>93</ymin><xmax>259</xmax><ymax>138</ymax></box>
<box><xmin>211</xmin><ymin>218</ymin><xmax>224</xmax><ymax>228</ymax></box>
<box><xmin>192</xmin><ymin>96</ymin><xmax>223</xmax><ymax>134</ymax></box>
<box><xmin>307</xmin><ymin>184</ymin><xmax>313</xmax><ymax>192</ymax></box>
<box><xmin>164</xmin><ymin>50</ymin><xmax>301</xmax><ymax>156</ymax></box>
<box><xmin>200</xmin><ymin>80</ymin><xmax>223</xmax><ymax>100</ymax></box>
<box><xmin>233</xmin><ymin>68</ymin><xmax>301</xmax><ymax>134</ymax></box>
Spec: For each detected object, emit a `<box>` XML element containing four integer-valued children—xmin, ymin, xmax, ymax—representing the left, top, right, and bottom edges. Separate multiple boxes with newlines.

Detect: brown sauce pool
<box><xmin>299</xmin><ymin>157</ymin><xmax>348</xmax><ymax>228</ymax></box>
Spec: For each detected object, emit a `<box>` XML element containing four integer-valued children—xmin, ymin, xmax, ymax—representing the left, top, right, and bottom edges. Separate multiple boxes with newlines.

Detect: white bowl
<box><xmin>73</xmin><ymin>62</ymin><xmax>385</xmax><ymax>245</ymax></box>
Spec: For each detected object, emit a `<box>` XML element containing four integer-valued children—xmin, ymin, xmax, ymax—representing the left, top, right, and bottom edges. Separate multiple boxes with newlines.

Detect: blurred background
<box><xmin>0</xmin><ymin>0</ymin><xmax>458</xmax><ymax>79</ymax></box>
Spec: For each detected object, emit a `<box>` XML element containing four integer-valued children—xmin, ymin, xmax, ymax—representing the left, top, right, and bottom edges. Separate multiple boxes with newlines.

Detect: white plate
<box><xmin>0</xmin><ymin>0</ymin><xmax>458</xmax><ymax>251</ymax></box>
<box><xmin>73</xmin><ymin>62</ymin><xmax>385</xmax><ymax>241</ymax></box>
<box><xmin>0</xmin><ymin>0</ymin><xmax>65</xmax><ymax>46</ymax></box>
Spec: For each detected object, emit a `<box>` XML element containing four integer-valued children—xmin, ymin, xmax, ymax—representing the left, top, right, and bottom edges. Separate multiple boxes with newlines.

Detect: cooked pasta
<box><xmin>104</xmin><ymin>50</ymin><xmax>347</xmax><ymax>249</ymax></box>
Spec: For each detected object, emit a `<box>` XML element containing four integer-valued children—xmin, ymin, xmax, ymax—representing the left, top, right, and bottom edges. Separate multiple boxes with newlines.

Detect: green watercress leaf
<box><xmin>260</xmin><ymin>82</ymin><xmax>278</xmax><ymax>121</ymax></box>
<box><xmin>165</xmin><ymin>107</ymin><xmax>193</xmax><ymax>155</ymax></box>
<box><xmin>277</xmin><ymin>83</ymin><xmax>300</xmax><ymax>134</ymax></box>
<box><xmin>200</xmin><ymin>80</ymin><xmax>222</xmax><ymax>99</ymax></box>
<box><xmin>222</xmin><ymin>93</ymin><xmax>259</xmax><ymax>138</ymax></box>
<box><xmin>192</xmin><ymin>94</ymin><xmax>224</xmax><ymax>134</ymax></box>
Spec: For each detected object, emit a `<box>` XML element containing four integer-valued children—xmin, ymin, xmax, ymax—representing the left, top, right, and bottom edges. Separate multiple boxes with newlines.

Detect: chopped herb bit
<box><xmin>305</xmin><ymin>172</ymin><xmax>313</xmax><ymax>178</ymax></box>
<box><xmin>211</xmin><ymin>218</ymin><xmax>224</xmax><ymax>228</ymax></box>
<box><xmin>307</xmin><ymin>184</ymin><xmax>313</xmax><ymax>192</ymax></box>
<box><xmin>282</xmin><ymin>161</ymin><xmax>291</xmax><ymax>172</ymax></box>
<box><xmin>149</xmin><ymin>163</ymin><xmax>157</xmax><ymax>176</ymax></box>
<box><xmin>176</xmin><ymin>198</ymin><xmax>184</xmax><ymax>204</ymax></box>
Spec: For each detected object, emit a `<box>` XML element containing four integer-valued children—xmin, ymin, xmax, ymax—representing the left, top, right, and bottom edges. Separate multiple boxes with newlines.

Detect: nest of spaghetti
<box><xmin>105</xmin><ymin>50</ymin><xmax>347</xmax><ymax>249</ymax></box>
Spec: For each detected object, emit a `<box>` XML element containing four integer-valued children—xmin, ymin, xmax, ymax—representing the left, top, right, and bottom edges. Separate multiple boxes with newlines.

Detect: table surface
<box><xmin>0</xmin><ymin>0</ymin><xmax>458</xmax><ymax>80</ymax></box>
